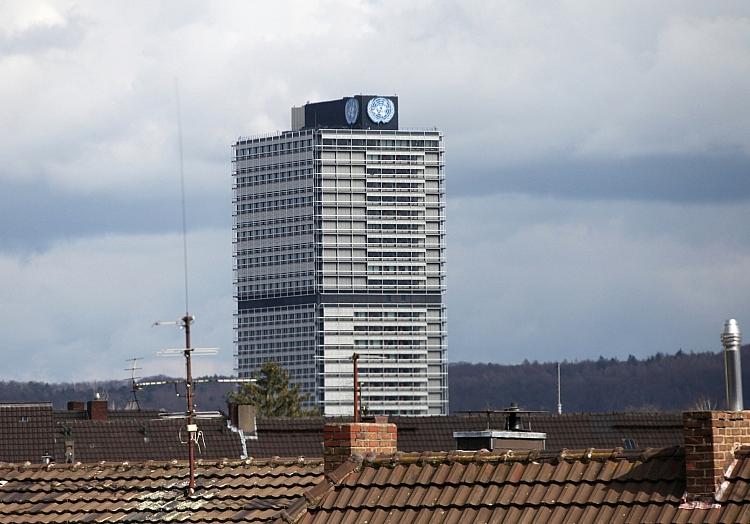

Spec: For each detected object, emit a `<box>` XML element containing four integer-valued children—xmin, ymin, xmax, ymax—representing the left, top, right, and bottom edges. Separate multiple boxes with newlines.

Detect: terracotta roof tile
<box><xmin>0</xmin><ymin>459</ymin><xmax>323</xmax><ymax>523</ymax></box>
<box><xmin>281</xmin><ymin>446</ymin><xmax>750</xmax><ymax>524</ymax></box>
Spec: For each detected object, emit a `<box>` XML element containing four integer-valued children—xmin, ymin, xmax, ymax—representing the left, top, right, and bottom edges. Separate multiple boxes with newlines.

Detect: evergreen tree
<box><xmin>227</xmin><ymin>361</ymin><xmax>318</xmax><ymax>417</ymax></box>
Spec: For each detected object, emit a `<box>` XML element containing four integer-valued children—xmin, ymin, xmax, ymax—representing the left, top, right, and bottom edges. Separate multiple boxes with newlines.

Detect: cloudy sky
<box><xmin>1</xmin><ymin>1</ymin><xmax>749</xmax><ymax>382</ymax></box>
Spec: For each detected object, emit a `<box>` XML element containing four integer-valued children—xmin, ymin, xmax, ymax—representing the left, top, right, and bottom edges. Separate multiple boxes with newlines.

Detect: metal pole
<box><xmin>722</xmin><ymin>319</ymin><xmax>743</xmax><ymax>411</ymax></box>
<box><xmin>183</xmin><ymin>315</ymin><xmax>196</xmax><ymax>495</ymax></box>
<box><xmin>557</xmin><ymin>362</ymin><xmax>562</xmax><ymax>415</ymax></box>
<box><xmin>353</xmin><ymin>353</ymin><xmax>360</xmax><ymax>422</ymax></box>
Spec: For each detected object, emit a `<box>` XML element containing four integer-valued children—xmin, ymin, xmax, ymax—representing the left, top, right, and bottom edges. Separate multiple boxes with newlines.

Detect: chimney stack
<box><xmin>683</xmin><ymin>411</ymin><xmax>750</xmax><ymax>497</ymax></box>
<box><xmin>87</xmin><ymin>399</ymin><xmax>108</xmax><ymax>421</ymax></box>
<box><xmin>228</xmin><ymin>402</ymin><xmax>257</xmax><ymax>435</ymax></box>
<box><xmin>323</xmin><ymin>417</ymin><xmax>397</xmax><ymax>472</ymax></box>
<box><xmin>721</xmin><ymin>319</ymin><xmax>743</xmax><ymax>411</ymax></box>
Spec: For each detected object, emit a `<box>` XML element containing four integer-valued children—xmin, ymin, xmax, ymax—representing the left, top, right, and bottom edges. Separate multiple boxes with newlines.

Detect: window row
<box><xmin>366</xmin><ymin>209</ymin><xmax>423</xmax><ymax>218</ymax></box>
<box><xmin>352</xmin><ymin>325</ymin><xmax>425</xmax><ymax>333</ymax></box>
<box><xmin>237</xmin><ymin>252</ymin><xmax>315</xmax><ymax>268</ymax></box>
<box><xmin>238</xmin><ymin>340</ymin><xmax>315</xmax><ymax>351</ymax></box>
<box><xmin>236</xmin><ymin>242</ymin><xmax>314</xmax><ymax>256</ymax></box>
<box><xmin>236</xmin><ymin>195</ymin><xmax>313</xmax><ymax>213</ymax></box>
<box><xmin>366</xmin><ymin>279</ymin><xmax>428</xmax><ymax>287</ymax></box>
<box><xmin>235</xmin><ymin>160</ymin><xmax>312</xmax><ymax>175</ymax></box>
<box><xmin>236</xmin><ymin>223</ymin><xmax>314</xmax><ymax>241</ymax></box>
<box><xmin>235</xmin><ymin>139</ymin><xmax>313</xmax><ymax>157</ymax></box>
<box><xmin>237</xmin><ymin>279</ymin><xmax>315</xmax><ymax>296</ymax></box>
<box><xmin>321</xmin><ymin>138</ymin><xmax>439</xmax><ymax>148</ymax></box>
<box><xmin>353</xmin><ymin>311</ymin><xmax>426</xmax><ymax>319</ymax></box>
<box><xmin>353</xmin><ymin>339</ymin><xmax>427</xmax><ymax>347</ymax></box>
<box><xmin>235</xmin><ymin>169</ymin><xmax>313</xmax><ymax>187</ymax></box>
<box><xmin>366</xmin><ymin>195</ymin><xmax>424</xmax><ymax>204</ymax></box>
<box><xmin>237</xmin><ymin>309</ymin><xmax>314</xmax><ymax>326</ymax></box>
<box><xmin>235</xmin><ymin>187</ymin><xmax>312</xmax><ymax>202</ymax></box>
<box><xmin>235</xmin><ymin>214</ymin><xmax>313</xmax><ymax>230</ymax></box>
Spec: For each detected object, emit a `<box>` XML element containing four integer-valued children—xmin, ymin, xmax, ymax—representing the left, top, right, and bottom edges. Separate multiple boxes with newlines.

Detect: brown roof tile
<box><xmin>282</xmin><ymin>446</ymin><xmax>750</xmax><ymax>524</ymax></box>
<box><xmin>0</xmin><ymin>459</ymin><xmax>322</xmax><ymax>523</ymax></box>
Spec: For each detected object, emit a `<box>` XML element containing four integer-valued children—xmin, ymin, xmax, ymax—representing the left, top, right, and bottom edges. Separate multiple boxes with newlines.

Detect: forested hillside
<box><xmin>450</xmin><ymin>347</ymin><xmax>750</xmax><ymax>413</ymax></box>
<box><xmin>1</xmin><ymin>347</ymin><xmax>748</xmax><ymax>413</ymax></box>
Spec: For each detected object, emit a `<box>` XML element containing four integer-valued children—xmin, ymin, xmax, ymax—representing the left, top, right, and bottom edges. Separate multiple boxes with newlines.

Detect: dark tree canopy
<box><xmin>227</xmin><ymin>362</ymin><xmax>318</xmax><ymax>417</ymax></box>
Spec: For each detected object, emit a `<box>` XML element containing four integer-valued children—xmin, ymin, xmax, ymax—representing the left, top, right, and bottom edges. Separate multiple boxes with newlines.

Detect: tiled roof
<box><xmin>0</xmin><ymin>458</ymin><xmax>323</xmax><ymax>523</ymax></box>
<box><xmin>2</xmin><ymin>444</ymin><xmax>750</xmax><ymax>522</ymax></box>
<box><xmin>0</xmin><ymin>404</ymin><xmax>244</xmax><ymax>464</ymax></box>
<box><xmin>246</xmin><ymin>412</ymin><xmax>683</xmax><ymax>458</ymax></box>
<box><xmin>54</xmin><ymin>415</ymin><xmax>243</xmax><ymax>463</ymax></box>
<box><xmin>0</xmin><ymin>405</ymin><xmax>685</xmax><ymax>463</ymax></box>
<box><xmin>0</xmin><ymin>404</ymin><xmax>55</xmax><ymax>464</ymax></box>
<box><xmin>396</xmin><ymin>412</ymin><xmax>684</xmax><ymax>452</ymax></box>
<box><xmin>286</xmin><ymin>447</ymin><xmax>750</xmax><ymax>524</ymax></box>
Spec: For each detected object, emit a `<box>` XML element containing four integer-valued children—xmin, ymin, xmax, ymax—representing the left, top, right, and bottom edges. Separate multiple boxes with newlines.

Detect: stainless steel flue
<box><xmin>721</xmin><ymin>319</ymin><xmax>743</xmax><ymax>411</ymax></box>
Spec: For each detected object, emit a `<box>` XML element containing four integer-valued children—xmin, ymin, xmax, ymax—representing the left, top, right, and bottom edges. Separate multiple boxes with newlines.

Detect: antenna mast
<box><xmin>125</xmin><ymin>358</ymin><xmax>143</xmax><ymax>411</ymax></box>
<box><xmin>175</xmin><ymin>81</ymin><xmax>190</xmax><ymax>317</ymax></box>
<box><xmin>556</xmin><ymin>362</ymin><xmax>562</xmax><ymax>415</ymax></box>
<box><xmin>182</xmin><ymin>314</ymin><xmax>196</xmax><ymax>495</ymax></box>
<box><xmin>352</xmin><ymin>353</ymin><xmax>360</xmax><ymax>422</ymax></box>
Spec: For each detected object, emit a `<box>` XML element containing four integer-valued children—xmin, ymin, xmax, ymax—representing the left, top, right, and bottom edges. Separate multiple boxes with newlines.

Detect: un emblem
<box><xmin>367</xmin><ymin>97</ymin><xmax>395</xmax><ymax>124</ymax></box>
<box><xmin>345</xmin><ymin>98</ymin><xmax>359</xmax><ymax>125</ymax></box>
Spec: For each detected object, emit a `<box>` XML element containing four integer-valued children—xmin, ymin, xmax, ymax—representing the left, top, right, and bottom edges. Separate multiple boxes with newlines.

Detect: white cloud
<box><xmin>0</xmin><ymin>1</ymin><xmax>748</xmax><ymax>195</ymax></box>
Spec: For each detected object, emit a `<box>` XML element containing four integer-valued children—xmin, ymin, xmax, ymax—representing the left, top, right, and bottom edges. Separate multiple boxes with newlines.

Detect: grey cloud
<box><xmin>447</xmin><ymin>153</ymin><xmax>750</xmax><ymax>202</ymax></box>
<box><xmin>0</xmin><ymin>180</ymin><xmax>230</xmax><ymax>251</ymax></box>
<box><xmin>0</xmin><ymin>229</ymin><xmax>234</xmax><ymax>382</ymax></box>
<box><xmin>446</xmin><ymin>194</ymin><xmax>750</xmax><ymax>364</ymax></box>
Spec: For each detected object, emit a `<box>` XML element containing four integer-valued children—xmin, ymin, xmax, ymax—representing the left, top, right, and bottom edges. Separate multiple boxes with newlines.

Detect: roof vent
<box><xmin>453</xmin><ymin>403</ymin><xmax>547</xmax><ymax>451</ymax></box>
<box><xmin>722</xmin><ymin>319</ymin><xmax>743</xmax><ymax>411</ymax></box>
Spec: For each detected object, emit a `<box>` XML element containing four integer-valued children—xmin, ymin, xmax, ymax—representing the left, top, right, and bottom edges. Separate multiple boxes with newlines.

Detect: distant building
<box><xmin>232</xmin><ymin>95</ymin><xmax>447</xmax><ymax>415</ymax></box>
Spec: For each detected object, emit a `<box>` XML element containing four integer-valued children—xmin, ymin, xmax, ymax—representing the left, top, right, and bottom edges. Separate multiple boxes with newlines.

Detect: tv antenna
<box><xmin>316</xmin><ymin>353</ymin><xmax>392</xmax><ymax>421</ymax></box>
<box><xmin>153</xmin><ymin>315</ymin><xmax>217</xmax><ymax>496</ymax></box>
<box><xmin>146</xmin><ymin>82</ymin><xmax>255</xmax><ymax>495</ymax></box>
<box><xmin>149</xmin><ymin>81</ymin><xmax>212</xmax><ymax>497</ymax></box>
<box><xmin>124</xmin><ymin>358</ymin><xmax>143</xmax><ymax>411</ymax></box>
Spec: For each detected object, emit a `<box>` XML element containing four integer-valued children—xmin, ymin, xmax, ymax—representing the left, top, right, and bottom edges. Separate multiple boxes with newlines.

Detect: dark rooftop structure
<box><xmin>244</xmin><ymin>412</ymin><xmax>684</xmax><ymax>459</ymax></box>
<box><xmin>0</xmin><ymin>403</ymin><xmax>55</xmax><ymax>464</ymax></box>
<box><xmin>1</xmin><ymin>401</ymin><xmax>685</xmax><ymax>464</ymax></box>
<box><xmin>0</xmin><ymin>402</ymin><xmax>243</xmax><ymax>464</ymax></box>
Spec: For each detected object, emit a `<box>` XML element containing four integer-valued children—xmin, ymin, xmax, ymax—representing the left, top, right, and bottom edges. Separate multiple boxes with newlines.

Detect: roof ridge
<box><xmin>360</xmin><ymin>446</ymin><xmax>684</xmax><ymax>466</ymax></box>
<box><xmin>0</xmin><ymin>456</ymin><xmax>324</xmax><ymax>471</ymax></box>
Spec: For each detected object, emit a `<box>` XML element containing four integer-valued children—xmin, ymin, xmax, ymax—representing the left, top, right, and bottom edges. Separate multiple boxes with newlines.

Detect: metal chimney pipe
<box><xmin>721</xmin><ymin>319</ymin><xmax>743</xmax><ymax>411</ymax></box>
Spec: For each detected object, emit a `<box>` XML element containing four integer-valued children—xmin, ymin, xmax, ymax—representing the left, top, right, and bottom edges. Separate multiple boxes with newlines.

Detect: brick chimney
<box><xmin>323</xmin><ymin>418</ymin><xmax>397</xmax><ymax>472</ymax></box>
<box><xmin>683</xmin><ymin>411</ymin><xmax>750</xmax><ymax>497</ymax></box>
<box><xmin>67</xmin><ymin>401</ymin><xmax>85</xmax><ymax>412</ymax></box>
<box><xmin>87</xmin><ymin>399</ymin><xmax>108</xmax><ymax>421</ymax></box>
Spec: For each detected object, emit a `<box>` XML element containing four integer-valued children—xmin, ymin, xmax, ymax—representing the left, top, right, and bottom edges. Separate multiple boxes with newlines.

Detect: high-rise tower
<box><xmin>233</xmin><ymin>95</ymin><xmax>447</xmax><ymax>415</ymax></box>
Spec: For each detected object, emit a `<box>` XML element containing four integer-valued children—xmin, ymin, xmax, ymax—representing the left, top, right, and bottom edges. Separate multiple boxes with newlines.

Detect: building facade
<box><xmin>233</xmin><ymin>95</ymin><xmax>447</xmax><ymax>416</ymax></box>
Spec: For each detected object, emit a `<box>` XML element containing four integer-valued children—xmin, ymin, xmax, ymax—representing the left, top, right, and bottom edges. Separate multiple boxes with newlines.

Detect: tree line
<box><xmin>1</xmin><ymin>347</ymin><xmax>747</xmax><ymax>414</ymax></box>
<box><xmin>450</xmin><ymin>346</ymin><xmax>750</xmax><ymax>413</ymax></box>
